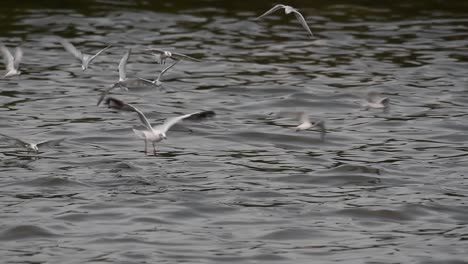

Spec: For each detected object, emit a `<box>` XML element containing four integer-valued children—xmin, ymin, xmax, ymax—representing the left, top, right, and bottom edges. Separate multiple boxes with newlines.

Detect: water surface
<box><xmin>1</xmin><ymin>1</ymin><xmax>468</xmax><ymax>263</ymax></box>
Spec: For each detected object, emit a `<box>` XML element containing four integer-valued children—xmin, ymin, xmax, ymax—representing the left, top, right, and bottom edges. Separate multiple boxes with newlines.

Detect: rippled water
<box><xmin>1</xmin><ymin>1</ymin><xmax>468</xmax><ymax>263</ymax></box>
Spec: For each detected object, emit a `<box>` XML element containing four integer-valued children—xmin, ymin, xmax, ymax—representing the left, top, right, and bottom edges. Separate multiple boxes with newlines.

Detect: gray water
<box><xmin>1</xmin><ymin>1</ymin><xmax>468</xmax><ymax>263</ymax></box>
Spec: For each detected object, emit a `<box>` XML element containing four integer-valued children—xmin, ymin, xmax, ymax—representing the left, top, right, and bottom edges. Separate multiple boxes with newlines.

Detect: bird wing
<box><xmin>155</xmin><ymin>113</ymin><xmax>193</xmax><ymax>134</ymax></box>
<box><xmin>292</xmin><ymin>10</ymin><xmax>314</xmax><ymax>37</ymax></box>
<box><xmin>118</xmin><ymin>49</ymin><xmax>131</xmax><ymax>82</ymax></box>
<box><xmin>0</xmin><ymin>133</ymin><xmax>29</xmax><ymax>148</ymax></box>
<box><xmin>37</xmin><ymin>138</ymin><xmax>66</xmax><ymax>148</ymax></box>
<box><xmin>13</xmin><ymin>47</ymin><xmax>23</xmax><ymax>69</ymax></box>
<box><xmin>143</xmin><ymin>48</ymin><xmax>165</xmax><ymax>55</ymax></box>
<box><xmin>1</xmin><ymin>46</ymin><xmax>15</xmax><ymax>72</ymax></box>
<box><xmin>313</xmin><ymin>120</ymin><xmax>326</xmax><ymax>141</ymax></box>
<box><xmin>128</xmin><ymin>104</ymin><xmax>153</xmax><ymax>131</ymax></box>
<box><xmin>155</xmin><ymin>111</ymin><xmax>215</xmax><ymax>134</ymax></box>
<box><xmin>60</xmin><ymin>38</ymin><xmax>83</xmax><ymax>60</ymax></box>
<box><xmin>298</xmin><ymin>112</ymin><xmax>310</xmax><ymax>124</ymax></box>
<box><xmin>172</xmin><ymin>52</ymin><xmax>200</xmax><ymax>62</ymax></box>
<box><xmin>255</xmin><ymin>4</ymin><xmax>285</xmax><ymax>20</ymax></box>
<box><xmin>88</xmin><ymin>44</ymin><xmax>112</xmax><ymax>64</ymax></box>
<box><xmin>96</xmin><ymin>84</ymin><xmax>120</xmax><ymax>106</ymax></box>
<box><xmin>156</xmin><ymin>60</ymin><xmax>179</xmax><ymax>82</ymax></box>
<box><xmin>137</xmin><ymin>78</ymin><xmax>154</xmax><ymax>84</ymax></box>
<box><xmin>104</xmin><ymin>97</ymin><xmax>136</xmax><ymax>111</ymax></box>
<box><xmin>379</xmin><ymin>97</ymin><xmax>389</xmax><ymax>105</ymax></box>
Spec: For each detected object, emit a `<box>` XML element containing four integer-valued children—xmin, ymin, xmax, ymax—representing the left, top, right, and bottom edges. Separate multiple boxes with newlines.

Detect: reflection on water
<box><xmin>1</xmin><ymin>0</ymin><xmax>468</xmax><ymax>263</ymax></box>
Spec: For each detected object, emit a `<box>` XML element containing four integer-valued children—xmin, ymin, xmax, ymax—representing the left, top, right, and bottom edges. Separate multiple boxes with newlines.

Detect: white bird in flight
<box><xmin>97</xmin><ymin>49</ymin><xmax>132</xmax><ymax>106</ymax></box>
<box><xmin>105</xmin><ymin>97</ymin><xmax>215</xmax><ymax>155</ymax></box>
<box><xmin>362</xmin><ymin>92</ymin><xmax>390</xmax><ymax>110</ymax></box>
<box><xmin>294</xmin><ymin>112</ymin><xmax>326</xmax><ymax>141</ymax></box>
<box><xmin>1</xmin><ymin>45</ymin><xmax>23</xmax><ymax>78</ymax></box>
<box><xmin>255</xmin><ymin>4</ymin><xmax>314</xmax><ymax>37</ymax></box>
<box><xmin>0</xmin><ymin>133</ymin><xmax>65</xmax><ymax>153</ymax></box>
<box><xmin>143</xmin><ymin>48</ymin><xmax>200</xmax><ymax>64</ymax></box>
<box><xmin>59</xmin><ymin>38</ymin><xmax>111</xmax><ymax>71</ymax></box>
<box><xmin>138</xmin><ymin>60</ymin><xmax>179</xmax><ymax>87</ymax></box>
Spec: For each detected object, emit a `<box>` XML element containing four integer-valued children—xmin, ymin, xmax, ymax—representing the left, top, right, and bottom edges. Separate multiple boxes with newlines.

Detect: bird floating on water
<box><xmin>362</xmin><ymin>92</ymin><xmax>390</xmax><ymax>110</ymax></box>
<box><xmin>255</xmin><ymin>4</ymin><xmax>314</xmax><ymax>37</ymax></box>
<box><xmin>1</xmin><ymin>45</ymin><xmax>23</xmax><ymax>78</ymax></box>
<box><xmin>294</xmin><ymin>112</ymin><xmax>326</xmax><ymax>141</ymax></box>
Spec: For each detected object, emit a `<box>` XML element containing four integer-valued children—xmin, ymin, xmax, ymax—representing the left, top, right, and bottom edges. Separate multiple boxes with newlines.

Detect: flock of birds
<box><xmin>0</xmin><ymin>4</ymin><xmax>389</xmax><ymax>156</ymax></box>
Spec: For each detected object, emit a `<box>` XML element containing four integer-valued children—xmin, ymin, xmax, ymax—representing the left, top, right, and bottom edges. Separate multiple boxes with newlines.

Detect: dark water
<box><xmin>1</xmin><ymin>0</ymin><xmax>468</xmax><ymax>263</ymax></box>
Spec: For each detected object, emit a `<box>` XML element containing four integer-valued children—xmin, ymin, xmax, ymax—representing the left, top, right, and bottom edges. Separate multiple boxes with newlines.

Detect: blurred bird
<box><xmin>1</xmin><ymin>45</ymin><xmax>23</xmax><ymax>78</ymax></box>
<box><xmin>138</xmin><ymin>60</ymin><xmax>179</xmax><ymax>87</ymax></box>
<box><xmin>255</xmin><ymin>4</ymin><xmax>314</xmax><ymax>37</ymax></box>
<box><xmin>60</xmin><ymin>38</ymin><xmax>111</xmax><ymax>71</ymax></box>
<box><xmin>362</xmin><ymin>92</ymin><xmax>390</xmax><ymax>110</ymax></box>
<box><xmin>0</xmin><ymin>133</ymin><xmax>65</xmax><ymax>153</ymax></box>
<box><xmin>294</xmin><ymin>112</ymin><xmax>326</xmax><ymax>141</ymax></box>
<box><xmin>143</xmin><ymin>48</ymin><xmax>200</xmax><ymax>64</ymax></box>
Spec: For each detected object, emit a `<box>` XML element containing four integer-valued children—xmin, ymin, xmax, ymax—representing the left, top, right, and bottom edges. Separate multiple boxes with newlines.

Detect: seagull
<box><xmin>362</xmin><ymin>92</ymin><xmax>390</xmax><ymax>110</ymax></box>
<box><xmin>0</xmin><ymin>133</ymin><xmax>65</xmax><ymax>153</ymax></box>
<box><xmin>294</xmin><ymin>112</ymin><xmax>326</xmax><ymax>141</ymax></box>
<box><xmin>1</xmin><ymin>45</ymin><xmax>23</xmax><ymax>78</ymax></box>
<box><xmin>60</xmin><ymin>38</ymin><xmax>111</xmax><ymax>71</ymax></box>
<box><xmin>255</xmin><ymin>4</ymin><xmax>314</xmax><ymax>37</ymax></box>
<box><xmin>104</xmin><ymin>97</ymin><xmax>215</xmax><ymax>155</ymax></box>
<box><xmin>97</xmin><ymin>49</ymin><xmax>131</xmax><ymax>106</ymax></box>
<box><xmin>138</xmin><ymin>60</ymin><xmax>179</xmax><ymax>87</ymax></box>
<box><xmin>143</xmin><ymin>48</ymin><xmax>200</xmax><ymax>64</ymax></box>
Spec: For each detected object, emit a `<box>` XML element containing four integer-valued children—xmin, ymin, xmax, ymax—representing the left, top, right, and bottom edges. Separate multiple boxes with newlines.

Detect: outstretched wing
<box><xmin>156</xmin><ymin>60</ymin><xmax>179</xmax><ymax>82</ymax></box>
<box><xmin>118</xmin><ymin>49</ymin><xmax>131</xmax><ymax>82</ymax></box>
<box><xmin>255</xmin><ymin>4</ymin><xmax>286</xmax><ymax>20</ymax></box>
<box><xmin>172</xmin><ymin>52</ymin><xmax>201</xmax><ymax>62</ymax></box>
<box><xmin>292</xmin><ymin>10</ymin><xmax>314</xmax><ymax>37</ymax></box>
<box><xmin>103</xmin><ymin>97</ymin><xmax>135</xmax><ymax>112</ymax></box>
<box><xmin>379</xmin><ymin>97</ymin><xmax>389</xmax><ymax>105</ymax></box>
<box><xmin>13</xmin><ymin>47</ymin><xmax>23</xmax><ymax>69</ymax></box>
<box><xmin>88</xmin><ymin>44</ymin><xmax>112</xmax><ymax>64</ymax></box>
<box><xmin>297</xmin><ymin>112</ymin><xmax>310</xmax><ymax>124</ymax></box>
<box><xmin>102</xmin><ymin>97</ymin><xmax>153</xmax><ymax>130</ymax></box>
<box><xmin>137</xmin><ymin>77</ymin><xmax>154</xmax><ymax>84</ymax></box>
<box><xmin>96</xmin><ymin>84</ymin><xmax>121</xmax><ymax>106</ymax></box>
<box><xmin>37</xmin><ymin>138</ymin><xmax>66</xmax><ymax>148</ymax></box>
<box><xmin>0</xmin><ymin>133</ymin><xmax>29</xmax><ymax>148</ymax></box>
<box><xmin>155</xmin><ymin>111</ymin><xmax>215</xmax><ymax>134</ymax></box>
<box><xmin>143</xmin><ymin>48</ymin><xmax>166</xmax><ymax>55</ymax></box>
<box><xmin>0</xmin><ymin>45</ymin><xmax>15</xmax><ymax>72</ymax></box>
<box><xmin>130</xmin><ymin>104</ymin><xmax>153</xmax><ymax>131</ymax></box>
<box><xmin>60</xmin><ymin>38</ymin><xmax>83</xmax><ymax>60</ymax></box>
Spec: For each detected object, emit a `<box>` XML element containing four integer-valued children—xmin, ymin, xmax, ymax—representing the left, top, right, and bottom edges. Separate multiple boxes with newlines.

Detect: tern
<box><xmin>294</xmin><ymin>112</ymin><xmax>326</xmax><ymax>141</ymax></box>
<box><xmin>104</xmin><ymin>97</ymin><xmax>215</xmax><ymax>155</ymax></box>
<box><xmin>60</xmin><ymin>38</ymin><xmax>111</xmax><ymax>71</ymax></box>
<box><xmin>1</xmin><ymin>45</ymin><xmax>23</xmax><ymax>78</ymax></box>
<box><xmin>0</xmin><ymin>133</ymin><xmax>65</xmax><ymax>153</ymax></box>
<box><xmin>143</xmin><ymin>48</ymin><xmax>200</xmax><ymax>64</ymax></box>
<box><xmin>97</xmin><ymin>49</ymin><xmax>132</xmax><ymax>106</ymax></box>
<box><xmin>362</xmin><ymin>92</ymin><xmax>390</xmax><ymax>110</ymax></box>
<box><xmin>138</xmin><ymin>60</ymin><xmax>179</xmax><ymax>87</ymax></box>
<box><xmin>255</xmin><ymin>4</ymin><xmax>314</xmax><ymax>37</ymax></box>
